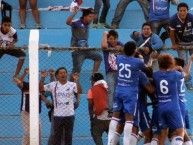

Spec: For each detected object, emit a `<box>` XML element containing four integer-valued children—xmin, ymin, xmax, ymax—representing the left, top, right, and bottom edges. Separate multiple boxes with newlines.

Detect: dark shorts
<box><xmin>0</xmin><ymin>49</ymin><xmax>26</xmax><ymax>59</ymax></box>
<box><xmin>71</xmin><ymin>50</ymin><xmax>102</xmax><ymax>73</ymax></box>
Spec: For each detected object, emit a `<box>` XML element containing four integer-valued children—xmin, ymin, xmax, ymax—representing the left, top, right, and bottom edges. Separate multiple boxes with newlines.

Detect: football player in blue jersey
<box><xmin>172</xmin><ymin>56</ymin><xmax>193</xmax><ymax>145</ymax></box>
<box><xmin>108</xmin><ymin>41</ymin><xmax>146</xmax><ymax>145</ymax></box>
<box><xmin>153</xmin><ymin>53</ymin><xmax>187</xmax><ymax>145</ymax></box>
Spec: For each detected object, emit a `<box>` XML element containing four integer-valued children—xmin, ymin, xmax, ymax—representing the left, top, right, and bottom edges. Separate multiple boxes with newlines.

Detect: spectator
<box><xmin>130</xmin><ymin>22</ymin><xmax>163</xmax><ymax>71</ymax></box>
<box><xmin>46</xmin><ymin>69</ymin><xmax>65</xmax><ymax>145</ymax></box>
<box><xmin>111</xmin><ymin>0</ymin><xmax>149</xmax><ymax>29</ymax></box>
<box><xmin>40</xmin><ymin>67</ymin><xmax>82</xmax><ymax>145</ymax></box>
<box><xmin>93</xmin><ymin>0</ymin><xmax>111</xmax><ymax>29</ymax></box>
<box><xmin>170</xmin><ymin>2</ymin><xmax>193</xmax><ymax>90</ymax></box>
<box><xmin>101</xmin><ymin>30</ymin><xmax>124</xmax><ymax>115</ymax></box>
<box><xmin>19</xmin><ymin>0</ymin><xmax>41</xmax><ymax>29</ymax></box>
<box><xmin>88</xmin><ymin>72</ymin><xmax>110</xmax><ymax>145</ymax></box>
<box><xmin>12</xmin><ymin>68</ymin><xmax>51</xmax><ymax>145</ymax></box>
<box><xmin>149</xmin><ymin>0</ymin><xmax>179</xmax><ymax>44</ymax></box>
<box><xmin>0</xmin><ymin>16</ymin><xmax>26</xmax><ymax>78</ymax></box>
<box><xmin>66</xmin><ymin>7</ymin><xmax>102</xmax><ymax>81</ymax></box>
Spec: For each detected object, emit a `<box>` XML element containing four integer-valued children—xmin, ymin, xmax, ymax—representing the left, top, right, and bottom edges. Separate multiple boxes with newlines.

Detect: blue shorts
<box><xmin>184</xmin><ymin>110</ymin><xmax>190</xmax><ymax>129</ymax></box>
<box><xmin>113</xmin><ymin>90</ymin><xmax>138</xmax><ymax>116</ymax></box>
<box><xmin>159</xmin><ymin>106</ymin><xmax>184</xmax><ymax>131</ymax></box>
<box><xmin>139</xmin><ymin>111</ymin><xmax>151</xmax><ymax>132</ymax></box>
<box><xmin>179</xmin><ymin>103</ymin><xmax>190</xmax><ymax>129</ymax></box>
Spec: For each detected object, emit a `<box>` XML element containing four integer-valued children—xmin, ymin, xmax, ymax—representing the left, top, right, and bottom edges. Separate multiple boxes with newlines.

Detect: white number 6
<box><xmin>160</xmin><ymin>80</ymin><xmax>168</xmax><ymax>94</ymax></box>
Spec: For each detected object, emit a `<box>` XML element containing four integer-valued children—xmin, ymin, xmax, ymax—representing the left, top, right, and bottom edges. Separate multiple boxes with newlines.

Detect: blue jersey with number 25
<box><xmin>116</xmin><ymin>55</ymin><xmax>145</xmax><ymax>91</ymax></box>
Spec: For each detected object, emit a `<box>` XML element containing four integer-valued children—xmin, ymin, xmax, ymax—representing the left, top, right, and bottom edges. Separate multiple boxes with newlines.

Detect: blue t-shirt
<box><xmin>116</xmin><ymin>55</ymin><xmax>146</xmax><ymax>91</ymax></box>
<box><xmin>153</xmin><ymin>70</ymin><xmax>183</xmax><ymax>107</ymax></box>
<box><xmin>71</xmin><ymin>18</ymin><xmax>89</xmax><ymax>47</ymax></box>
<box><xmin>149</xmin><ymin>0</ymin><xmax>170</xmax><ymax>21</ymax></box>
<box><xmin>103</xmin><ymin>41</ymin><xmax>124</xmax><ymax>73</ymax></box>
<box><xmin>170</xmin><ymin>13</ymin><xmax>193</xmax><ymax>42</ymax></box>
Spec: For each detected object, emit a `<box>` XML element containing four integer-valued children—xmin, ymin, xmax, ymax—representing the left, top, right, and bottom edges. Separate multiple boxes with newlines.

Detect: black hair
<box><xmin>82</xmin><ymin>9</ymin><xmax>94</xmax><ymax>18</ymax></box>
<box><xmin>177</xmin><ymin>2</ymin><xmax>189</xmax><ymax>11</ymax></box>
<box><xmin>90</xmin><ymin>72</ymin><xmax>104</xmax><ymax>82</ymax></box>
<box><xmin>174</xmin><ymin>57</ymin><xmax>185</xmax><ymax>68</ymax></box>
<box><xmin>142</xmin><ymin>22</ymin><xmax>152</xmax><ymax>30</ymax></box>
<box><xmin>124</xmin><ymin>41</ymin><xmax>136</xmax><ymax>56</ymax></box>
<box><xmin>55</xmin><ymin>67</ymin><xmax>67</xmax><ymax>77</ymax></box>
<box><xmin>108</xmin><ymin>29</ymin><xmax>118</xmax><ymax>39</ymax></box>
<box><xmin>1</xmin><ymin>16</ymin><xmax>11</xmax><ymax>24</ymax></box>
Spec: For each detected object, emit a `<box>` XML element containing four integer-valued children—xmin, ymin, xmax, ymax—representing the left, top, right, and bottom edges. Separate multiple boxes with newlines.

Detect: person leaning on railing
<box><xmin>101</xmin><ymin>30</ymin><xmax>124</xmax><ymax>116</ymax></box>
<box><xmin>130</xmin><ymin>22</ymin><xmax>163</xmax><ymax>71</ymax></box>
<box><xmin>0</xmin><ymin>16</ymin><xmax>26</xmax><ymax>78</ymax></box>
<box><xmin>170</xmin><ymin>2</ymin><xmax>193</xmax><ymax>90</ymax></box>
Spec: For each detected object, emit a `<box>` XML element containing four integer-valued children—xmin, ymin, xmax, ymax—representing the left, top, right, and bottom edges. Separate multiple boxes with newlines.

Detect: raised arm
<box><xmin>48</xmin><ymin>69</ymin><xmax>55</xmax><ymax>82</ymax></box>
<box><xmin>184</xmin><ymin>54</ymin><xmax>193</xmax><ymax>77</ymax></box>
<box><xmin>66</xmin><ymin>6</ymin><xmax>79</xmax><ymax>26</ymax></box>
<box><xmin>19</xmin><ymin>68</ymin><xmax>29</xmax><ymax>82</ymax></box>
<box><xmin>13</xmin><ymin>68</ymin><xmax>29</xmax><ymax>88</ymax></box>
<box><xmin>101</xmin><ymin>31</ymin><xmax>109</xmax><ymax>50</ymax></box>
<box><xmin>72</xmin><ymin>72</ymin><xmax>82</xmax><ymax>94</ymax></box>
<box><xmin>40</xmin><ymin>70</ymin><xmax>48</xmax><ymax>92</ymax></box>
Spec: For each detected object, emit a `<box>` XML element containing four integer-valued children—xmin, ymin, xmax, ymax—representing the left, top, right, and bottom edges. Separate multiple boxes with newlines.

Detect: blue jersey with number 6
<box><xmin>153</xmin><ymin>70</ymin><xmax>184</xmax><ymax>130</ymax></box>
<box><xmin>116</xmin><ymin>55</ymin><xmax>145</xmax><ymax>91</ymax></box>
<box><xmin>153</xmin><ymin>70</ymin><xmax>183</xmax><ymax>105</ymax></box>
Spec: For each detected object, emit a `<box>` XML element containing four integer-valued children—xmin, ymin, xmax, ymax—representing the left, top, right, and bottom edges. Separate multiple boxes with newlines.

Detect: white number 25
<box><xmin>119</xmin><ymin>63</ymin><xmax>131</xmax><ymax>78</ymax></box>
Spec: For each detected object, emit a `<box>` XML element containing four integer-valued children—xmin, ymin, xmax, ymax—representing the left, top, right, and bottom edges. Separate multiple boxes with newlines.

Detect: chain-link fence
<box><xmin>0</xmin><ymin>48</ymin><xmax>193</xmax><ymax>145</ymax></box>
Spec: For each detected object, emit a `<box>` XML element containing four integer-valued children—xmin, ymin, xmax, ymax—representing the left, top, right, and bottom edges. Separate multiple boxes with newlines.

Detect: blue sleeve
<box><xmin>130</xmin><ymin>32</ymin><xmax>143</xmax><ymax>47</ymax></box>
<box><xmin>139</xmin><ymin>72</ymin><xmax>149</xmax><ymax>86</ymax></box>
<box><xmin>150</xmin><ymin>34</ymin><xmax>163</xmax><ymax>50</ymax></box>
<box><xmin>176</xmin><ymin>71</ymin><xmax>184</xmax><ymax>79</ymax></box>
<box><xmin>130</xmin><ymin>31</ymin><xmax>140</xmax><ymax>41</ymax></box>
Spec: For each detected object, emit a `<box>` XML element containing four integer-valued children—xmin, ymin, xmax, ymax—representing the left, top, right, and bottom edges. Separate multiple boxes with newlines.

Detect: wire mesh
<box><xmin>0</xmin><ymin>47</ymin><xmax>192</xmax><ymax>145</ymax></box>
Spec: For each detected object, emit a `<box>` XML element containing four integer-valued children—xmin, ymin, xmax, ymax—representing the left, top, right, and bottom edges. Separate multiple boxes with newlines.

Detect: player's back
<box><xmin>116</xmin><ymin>55</ymin><xmax>145</xmax><ymax>93</ymax></box>
<box><xmin>153</xmin><ymin>70</ymin><xmax>184</xmax><ymax>108</ymax></box>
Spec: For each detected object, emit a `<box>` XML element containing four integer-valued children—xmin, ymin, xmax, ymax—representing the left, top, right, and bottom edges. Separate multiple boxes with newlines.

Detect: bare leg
<box><xmin>184</xmin><ymin>129</ymin><xmax>192</xmax><ymax>142</ymax></box>
<box><xmin>15</xmin><ymin>58</ymin><xmax>25</xmax><ymax>76</ymax></box>
<box><xmin>93</xmin><ymin>60</ymin><xmax>101</xmax><ymax>73</ymax></box>
<box><xmin>29</xmin><ymin>0</ymin><xmax>40</xmax><ymax>24</ymax></box>
<box><xmin>159</xmin><ymin>128</ymin><xmax>168</xmax><ymax>145</ymax></box>
<box><xmin>143</xmin><ymin>128</ymin><xmax>152</xmax><ymax>144</ymax></box>
<box><xmin>19</xmin><ymin>0</ymin><xmax>27</xmax><ymax>25</ymax></box>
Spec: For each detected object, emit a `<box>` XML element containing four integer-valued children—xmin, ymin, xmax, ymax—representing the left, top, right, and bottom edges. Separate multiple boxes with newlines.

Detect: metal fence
<box><xmin>0</xmin><ymin>47</ymin><xmax>192</xmax><ymax>145</ymax></box>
